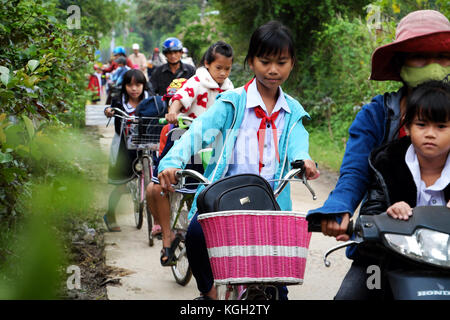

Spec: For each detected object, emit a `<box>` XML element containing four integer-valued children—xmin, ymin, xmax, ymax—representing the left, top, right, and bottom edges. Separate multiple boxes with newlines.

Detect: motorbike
<box><xmin>314</xmin><ymin>206</ymin><xmax>450</xmax><ymax>300</ymax></box>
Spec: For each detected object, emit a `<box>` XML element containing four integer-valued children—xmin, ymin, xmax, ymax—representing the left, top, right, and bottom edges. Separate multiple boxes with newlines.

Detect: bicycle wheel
<box><xmin>130</xmin><ymin>177</ymin><xmax>144</xmax><ymax>229</ymax></box>
<box><xmin>142</xmin><ymin>156</ymin><xmax>154</xmax><ymax>246</ymax></box>
<box><xmin>171</xmin><ymin>235</ymin><xmax>192</xmax><ymax>286</ymax></box>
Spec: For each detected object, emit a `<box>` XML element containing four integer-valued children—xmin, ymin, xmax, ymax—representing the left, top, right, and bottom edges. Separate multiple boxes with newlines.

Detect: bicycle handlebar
<box><xmin>175</xmin><ymin>169</ymin><xmax>210</xmax><ymax>185</ymax></box>
<box><xmin>107</xmin><ymin>107</ymin><xmax>164</xmax><ymax>122</ymax></box>
<box><xmin>169</xmin><ymin>160</ymin><xmax>317</xmax><ymax>200</ymax></box>
<box><xmin>159</xmin><ymin>116</ymin><xmax>194</xmax><ymax>129</ymax></box>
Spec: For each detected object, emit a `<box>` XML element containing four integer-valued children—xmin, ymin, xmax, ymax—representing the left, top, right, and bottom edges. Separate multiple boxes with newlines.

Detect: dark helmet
<box><xmin>162</xmin><ymin>37</ymin><xmax>183</xmax><ymax>54</ymax></box>
<box><xmin>115</xmin><ymin>56</ymin><xmax>127</xmax><ymax>65</ymax></box>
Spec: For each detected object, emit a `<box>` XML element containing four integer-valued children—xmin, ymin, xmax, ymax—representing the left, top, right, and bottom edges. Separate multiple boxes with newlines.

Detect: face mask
<box><xmin>400</xmin><ymin>63</ymin><xmax>450</xmax><ymax>88</ymax></box>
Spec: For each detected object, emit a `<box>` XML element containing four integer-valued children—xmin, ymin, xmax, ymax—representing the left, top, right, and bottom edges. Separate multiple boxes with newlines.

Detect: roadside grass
<box><xmin>308</xmin><ymin>128</ymin><xmax>346</xmax><ymax>173</ymax></box>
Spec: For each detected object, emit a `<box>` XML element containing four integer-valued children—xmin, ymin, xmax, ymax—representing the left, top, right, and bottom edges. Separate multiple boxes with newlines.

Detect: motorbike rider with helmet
<box><xmin>148</xmin><ymin>37</ymin><xmax>196</xmax><ymax>96</ymax></box>
<box><xmin>102</xmin><ymin>46</ymin><xmax>134</xmax><ymax>74</ymax></box>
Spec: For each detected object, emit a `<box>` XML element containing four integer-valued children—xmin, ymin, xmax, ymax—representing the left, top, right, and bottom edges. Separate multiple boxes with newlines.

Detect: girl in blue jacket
<box><xmin>158</xmin><ymin>21</ymin><xmax>319</xmax><ymax>300</ymax></box>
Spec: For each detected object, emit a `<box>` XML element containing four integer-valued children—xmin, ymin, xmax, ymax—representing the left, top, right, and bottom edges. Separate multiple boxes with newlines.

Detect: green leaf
<box><xmin>23</xmin><ymin>75</ymin><xmax>39</xmax><ymax>88</ymax></box>
<box><xmin>27</xmin><ymin>60</ymin><xmax>40</xmax><ymax>72</ymax></box>
<box><xmin>0</xmin><ymin>66</ymin><xmax>9</xmax><ymax>75</ymax></box>
<box><xmin>0</xmin><ymin>151</ymin><xmax>13</xmax><ymax>164</ymax></box>
<box><xmin>0</xmin><ymin>73</ymin><xmax>8</xmax><ymax>86</ymax></box>
<box><xmin>22</xmin><ymin>115</ymin><xmax>35</xmax><ymax>140</ymax></box>
<box><xmin>0</xmin><ymin>66</ymin><xmax>9</xmax><ymax>86</ymax></box>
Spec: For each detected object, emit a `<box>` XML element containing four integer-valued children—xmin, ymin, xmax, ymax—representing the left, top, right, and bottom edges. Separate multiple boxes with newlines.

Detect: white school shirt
<box><xmin>226</xmin><ymin>79</ymin><xmax>290</xmax><ymax>187</ymax></box>
<box><xmin>405</xmin><ymin>144</ymin><xmax>450</xmax><ymax>206</ymax></box>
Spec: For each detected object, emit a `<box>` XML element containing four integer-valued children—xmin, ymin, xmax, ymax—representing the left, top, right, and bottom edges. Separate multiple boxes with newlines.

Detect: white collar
<box><xmin>122</xmin><ymin>91</ymin><xmax>149</xmax><ymax>113</ymax></box>
<box><xmin>405</xmin><ymin>144</ymin><xmax>450</xmax><ymax>191</ymax></box>
<box><xmin>245</xmin><ymin>78</ymin><xmax>290</xmax><ymax>114</ymax></box>
<box><xmin>196</xmin><ymin>66</ymin><xmax>233</xmax><ymax>90</ymax></box>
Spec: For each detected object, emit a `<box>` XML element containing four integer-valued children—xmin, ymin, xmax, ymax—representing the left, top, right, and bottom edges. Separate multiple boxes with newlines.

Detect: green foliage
<box><xmin>135</xmin><ymin>0</ymin><xmax>203</xmax><ymax>50</ymax></box>
<box><xmin>172</xmin><ymin>5</ymin><xmax>222</xmax><ymax>64</ymax></box>
<box><xmin>56</xmin><ymin>0</ymin><xmax>127</xmax><ymax>38</ymax></box>
<box><xmin>0</xmin><ymin>1</ymin><xmax>124</xmax><ymax>298</ymax></box>
<box><xmin>0</xmin><ymin>0</ymin><xmax>96</xmax><ymax>125</ymax></box>
<box><xmin>372</xmin><ymin>0</ymin><xmax>449</xmax><ymax>19</ymax></box>
<box><xmin>0</xmin><ymin>115</ymin><xmax>104</xmax><ymax>298</ymax></box>
<box><xmin>212</xmin><ymin>0</ymin><xmax>372</xmax><ymax>59</ymax></box>
<box><xmin>295</xmin><ymin>15</ymin><xmax>401</xmax><ymax>145</ymax></box>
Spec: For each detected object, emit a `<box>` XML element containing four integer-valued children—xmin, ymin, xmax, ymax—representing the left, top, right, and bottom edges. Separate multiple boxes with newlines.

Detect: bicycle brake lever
<box><xmin>302</xmin><ymin>174</ymin><xmax>317</xmax><ymax>200</ymax></box>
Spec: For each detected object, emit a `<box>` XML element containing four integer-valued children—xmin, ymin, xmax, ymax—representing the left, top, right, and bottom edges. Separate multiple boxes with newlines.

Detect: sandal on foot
<box><xmin>160</xmin><ymin>236</ymin><xmax>181</xmax><ymax>267</ymax></box>
<box><xmin>103</xmin><ymin>214</ymin><xmax>121</xmax><ymax>232</ymax></box>
<box><xmin>160</xmin><ymin>247</ymin><xmax>176</xmax><ymax>266</ymax></box>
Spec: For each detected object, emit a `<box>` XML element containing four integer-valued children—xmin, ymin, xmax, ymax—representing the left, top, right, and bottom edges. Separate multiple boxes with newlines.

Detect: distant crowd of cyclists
<box><xmin>87</xmin><ymin>38</ymin><xmax>195</xmax><ymax>104</ymax></box>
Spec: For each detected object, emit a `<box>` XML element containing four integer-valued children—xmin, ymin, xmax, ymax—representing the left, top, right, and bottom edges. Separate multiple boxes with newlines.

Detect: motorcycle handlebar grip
<box><xmin>307</xmin><ymin>220</ymin><xmax>322</xmax><ymax>233</ymax></box>
<box><xmin>346</xmin><ymin>220</ymin><xmax>354</xmax><ymax>236</ymax></box>
<box><xmin>307</xmin><ymin>217</ymin><xmax>354</xmax><ymax>236</ymax></box>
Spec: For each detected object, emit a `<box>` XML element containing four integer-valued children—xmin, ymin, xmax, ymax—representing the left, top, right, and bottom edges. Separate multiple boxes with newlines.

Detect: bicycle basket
<box><xmin>197</xmin><ymin>210</ymin><xmax>311</xmax><ymax>285</ymax></box>
<box><xmin>124</xmin><ymin>117</ymin><xmax>164</xmax><ymax>150</ymax></box>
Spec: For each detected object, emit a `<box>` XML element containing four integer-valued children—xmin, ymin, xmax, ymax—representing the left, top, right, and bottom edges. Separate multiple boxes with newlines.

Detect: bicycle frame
<box><xmin>108</xmin><ymin>107</ymin><xmax>162</xmax><ymax>239</ymax></box>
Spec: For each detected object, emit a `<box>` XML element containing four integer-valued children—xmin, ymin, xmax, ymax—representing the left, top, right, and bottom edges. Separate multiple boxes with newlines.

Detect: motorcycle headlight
<box><xmin>384</xmin><ymin>228</ymin><xmax>450</xmax><ymax>269</ymax></box>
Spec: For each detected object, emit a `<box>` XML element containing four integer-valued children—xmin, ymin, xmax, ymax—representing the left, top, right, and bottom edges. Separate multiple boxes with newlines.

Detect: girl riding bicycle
<box><xmin>158</xmin><ymin>21</ymin><xmax>319</xmax><ymax>300</ymax></box>
<box><xmin>104</xmin><ymin>69</ymin><xmax>150</xmax><ymax>232</ymax></box>
<box><xmin>146</xmin><ymin>41</ymin><xmax>234</xmax><ymax>265</ymax></box>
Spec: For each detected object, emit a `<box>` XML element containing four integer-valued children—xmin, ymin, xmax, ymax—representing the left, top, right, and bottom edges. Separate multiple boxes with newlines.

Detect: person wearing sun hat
<box><xmin>130</xmin><ymin>43</ymin><xmax>148</xmax><ymax>80</ymax></box>
<box><xmin>307</xmin><ymin>10</ymin><xmax>450</xmax><ymax>299</ymax></box>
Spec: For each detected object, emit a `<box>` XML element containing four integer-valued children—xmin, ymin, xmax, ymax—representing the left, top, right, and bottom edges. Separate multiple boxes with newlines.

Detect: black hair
<box><xmin>200</xmin><ymin>41</ymin><xmax>234</xmax><ymax>67</ymax></box>
<box><xmin>115</xmin><ymin>56</ymin><xmax>127</xmax><ymax>66</ymax></box>
<box><xmin>244</xmin><ymin>21</ymin><xmax>296</xmax><ymax>68</ymax></box>
<box><xmin>401</xmin><ymin>80</ymin><xmax>450</xmax><ymax>129</ymax></box>
<box><xmin>121</xmin><ymin>69</ymin><xmax>148</xmax><ymax>102</ymax></box>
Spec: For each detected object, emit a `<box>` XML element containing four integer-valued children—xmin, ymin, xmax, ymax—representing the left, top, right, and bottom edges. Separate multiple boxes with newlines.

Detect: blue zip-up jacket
<box><xmin>307</xmin><ymin>87</ymin><xmax>406</xmax><ymax>258</ymax></box>
<box><xmin>158</xmin><ymin>84</ymin><xmax>312</xmax><ymax>219</ymax></box>
<box><xmin>307</xmin><ymin>87</ymin><xmax>405</xmax><ymax>221</ymax></box>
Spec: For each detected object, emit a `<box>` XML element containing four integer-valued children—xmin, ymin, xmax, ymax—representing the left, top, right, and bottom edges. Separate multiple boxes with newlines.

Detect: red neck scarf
<box><xmin>244</xmin><ymin>78</ymin><xmax>281</xmax><ymax>172</ymax></box>
<box><xmin>254</xmin><ymin>106</ymin><xmax>280</xmax><ymax>172</ymax></box>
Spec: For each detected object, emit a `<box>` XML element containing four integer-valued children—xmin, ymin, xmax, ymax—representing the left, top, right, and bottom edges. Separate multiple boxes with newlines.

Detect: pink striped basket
<box><xmin>197</xmin><ymin>210</ymin><xmax>311</xmax><ymax>285</ymax></box>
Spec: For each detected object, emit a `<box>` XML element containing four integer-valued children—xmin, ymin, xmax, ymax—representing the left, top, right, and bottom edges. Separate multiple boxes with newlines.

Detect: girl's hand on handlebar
<box><xmin>158</xmin><ymin>168</ymin><xmax>180</xmax><ymax>193</ymax></box>
<box><xmin>387</xmin><ymin>201</ymin><xmax>412</xmax><ymax>220</ymax></box>
<box><xmin>104</xmin><ymin>107</ymin><xmax>114</xmax><ymax>117</ymax></box>
<box><xmin>165</xmin><ymin>111</ymin><xmax>180</xmax><ymax>124</ymax></box>
<box><xmin>303</xmin><ymin>159</ymin><xmax>320</xmax><ymax>180</ymax></box>
<box><xmin>321</xmin><ymin>213</ymin><xmax>350</xmax><ymax>241</ymax></box>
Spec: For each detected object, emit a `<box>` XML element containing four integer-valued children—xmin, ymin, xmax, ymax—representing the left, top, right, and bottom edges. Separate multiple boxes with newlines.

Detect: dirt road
<box><xmin>97</xmin><ymin>125</ymin><xmax>352</xmax><ymax>300</ymax></box>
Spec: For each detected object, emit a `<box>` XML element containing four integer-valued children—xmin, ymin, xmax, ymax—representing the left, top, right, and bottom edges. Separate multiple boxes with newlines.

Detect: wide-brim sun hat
<box><xmin>370</xmin><ymin>10</ymin><xmax>450</xmax><ymax>81</ymax></box>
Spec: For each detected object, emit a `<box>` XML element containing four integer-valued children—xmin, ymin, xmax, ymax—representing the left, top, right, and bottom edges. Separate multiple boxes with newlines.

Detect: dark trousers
<box><xmin>335</xmin><ymin>261</ymin><xmax>391</xmax><ymax>300</ymax></box>
<box><xmin>186</xmin><ymin>212</ymin><xmax>288</xmax><ymax>299</ymax></box>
